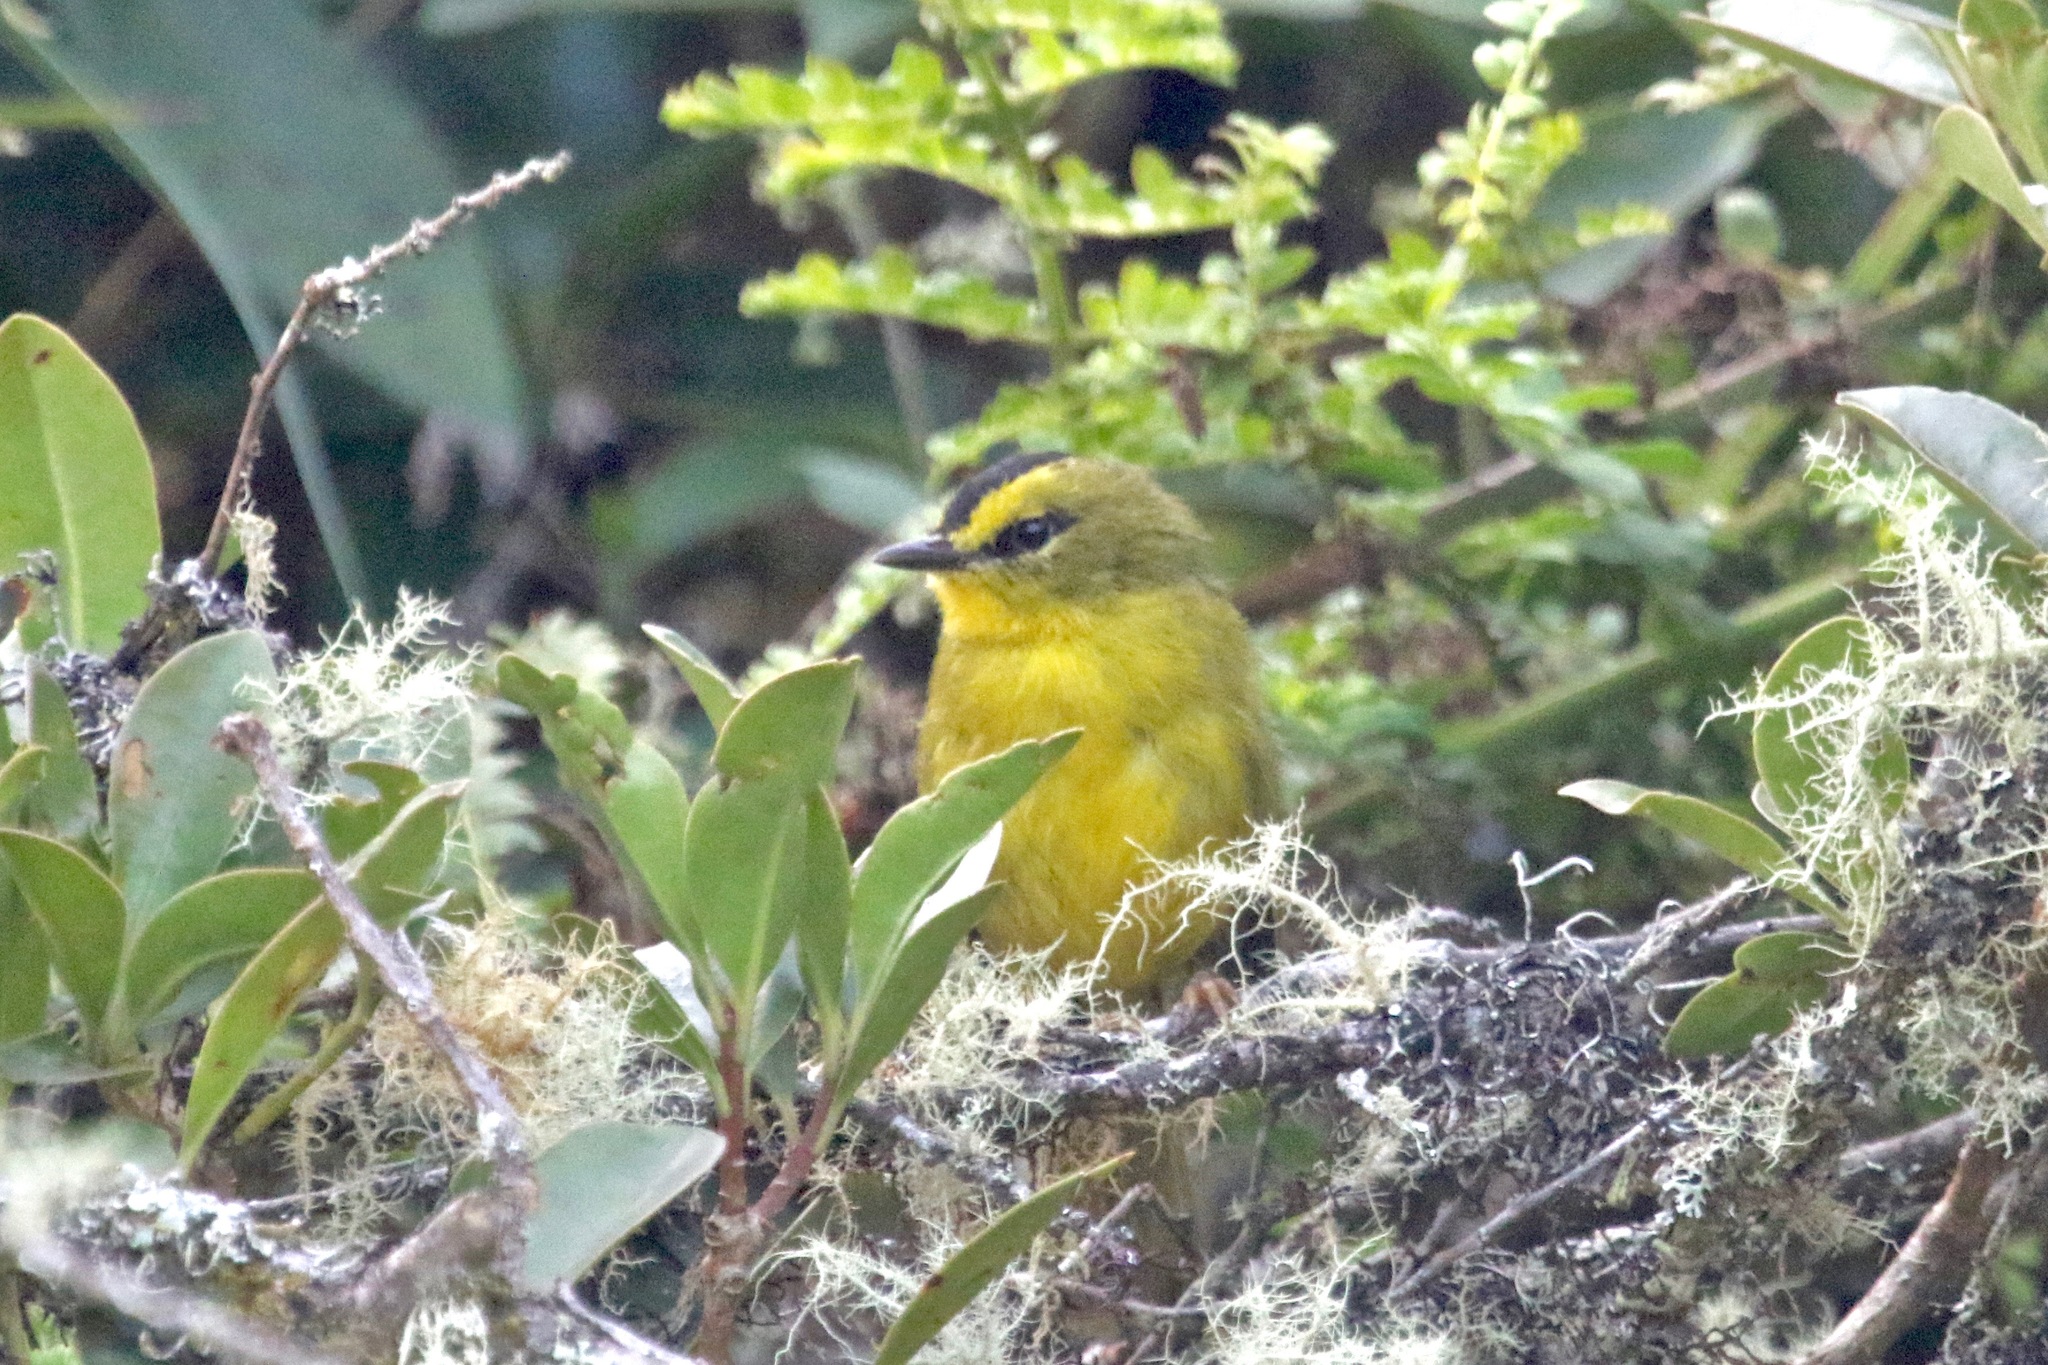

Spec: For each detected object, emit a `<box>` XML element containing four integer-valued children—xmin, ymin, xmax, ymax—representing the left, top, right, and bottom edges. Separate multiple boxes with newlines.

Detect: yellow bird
<box><xmin>875</xmin><ymin>453</ymin><xmax>1277</xmax><ymax>994</ymax></box>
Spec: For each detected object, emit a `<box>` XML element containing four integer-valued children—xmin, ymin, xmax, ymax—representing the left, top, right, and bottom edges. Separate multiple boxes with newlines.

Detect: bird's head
<box><xmin>874</xmin><ymin>454</ymin><xmax>1213</xmax><ymax>616</ymax></box>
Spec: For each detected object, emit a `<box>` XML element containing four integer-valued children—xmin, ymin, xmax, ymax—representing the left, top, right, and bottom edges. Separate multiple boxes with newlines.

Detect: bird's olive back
<box><xmin>945</xmin><ymin>456</ymin><xmax>1214</xmax><ymax>598</ymax></box>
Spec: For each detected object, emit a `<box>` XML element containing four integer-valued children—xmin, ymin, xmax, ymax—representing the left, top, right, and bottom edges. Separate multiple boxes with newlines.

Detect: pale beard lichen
<box><xmin>283</xmin><ymin>902</ymin><xmax>709</xmax><ymax>1244</ymax></box>
<box><xmin>264</xmin><ymin>589</ymin><xmax>479</xmax><ymax>786</ymax></box>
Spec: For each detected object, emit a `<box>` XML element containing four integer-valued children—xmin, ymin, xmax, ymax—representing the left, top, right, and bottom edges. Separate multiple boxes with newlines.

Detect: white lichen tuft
<box><xmin>285</xmin><ymin>903</ymin><xmax>708</xmax><ymax>1242</ymax></box>
<box><xmin>398</xmin><ymin>1299</ymin><xmax>493</xmax><ymax>1365</ymax></box>
<box><xmin>227</xmin><ymin>507</ymin><xmax>283</xmax><ymax>618</ymax></box>
<box><xmin>1198</xmin><ymin>1247</ymin><xmax>1455</xmax><ymax>1365</ymax></box>
<box><xmin>1719</xmin><ymin>438</ymin><xmax>2048</xmax><ymax>947</ymax></box>
<box><xmin>265</xmin><ymin>590</ymin><xmax>479</xmax><ymax>787</ymax></box>
<box><xmin>1109</xmin><ymin>818</ymin><xmax>1414</xmax><ymax>1029</ymax></box>
<box><xmin>878</xmin><ymin>942</ymin><xmax>1105</xmax><ymax>1143</ymax></box>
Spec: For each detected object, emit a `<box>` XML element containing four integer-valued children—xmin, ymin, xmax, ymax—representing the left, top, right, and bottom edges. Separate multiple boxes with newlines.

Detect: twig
<box><xmin>1388</xmin><ymin>1116</ymin><xmax>1658</xmax><ymax>1301</ymax></box>
<box><xmin>1128</xmin><ymin>1108</ymin><xmax>1277</xmax><ymax>1362</ymax></box>
<box><xmin>556</xmin><ymin>1284</ymin><xmax>706</xmax><ymax>1365</ymax></box>
<box><xmin>12</xmin><ymin>1231</ymin><xmax>346</xmax><ymax>1365</ymax></box>
<box><xmin>839</xmin><ymin>1092</ymin><xmax>1033</xmax><ymax>1206</ymax></box>
<box><xmin>216</xmin><ymin>714</ymin><xmax>535</xmax><ymax>1310</ymax></box>
<box><xmin>1059</xmin><ymin>1183</ymin><xmax>1154</xmax><ymax>1277</ymax></box>
<box><xmin>196</xmin><ymin>151</ymin><xmax>571</xmax><ymax>579</ymax></box>
<box><xmin>1835</xmin><ymin>1112</ymin><xmax>1975</xmax><ymax>1214</ymax></box>
<box><xmin>1616</xmin><ymin>880</ymin><xmax>1762</xmax><ymax>988</ymax></box>
<box><xmin>1797</xmin><ymin>1139</ymin><xmax>2008</xmax><ymax>1365</ymax></box>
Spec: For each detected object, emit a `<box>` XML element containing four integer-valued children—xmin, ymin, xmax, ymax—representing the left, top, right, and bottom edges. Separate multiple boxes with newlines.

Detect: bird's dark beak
<box><xmin>874</xmin><ymin>534</ymin><xmax>969</xmax><ymax>572</ymax></box>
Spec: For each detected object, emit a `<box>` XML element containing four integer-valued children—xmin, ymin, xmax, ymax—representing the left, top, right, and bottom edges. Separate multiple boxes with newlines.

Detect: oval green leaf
<box><xmin>872</xmin><ymin>1153</ymin><xmax>1131</xmax><ymax>1365</ymax></box>
<box><xmin>1665</xmin><ymin>930</ymin><xmax>1845</xmax><ymax>1058</ymax></box>
<box><xmin>123</xmin><ymin>868</ymin><xmax>320</xmax><ymax>1023</ymax></box>
<box><xmin>1558</xmin><ymin>778</ymin><xmax>1837</xmax><ymax>920</ymax></box>
<box><xmin>519</xmin><ymin>1121</ymin><xmax>726</xmax><ymax>1292</ymax></box>
<box><xmin>180</xmin><ymin>786</ymin><xmax>457</xmax><ymax>1165</ymax></box>
<box><xmin>0</xmin><ymin>314</ymin><xmax>160</xmax><ymax>652</ymax></box>
<box><xmin>1752</xmin><ymin>617</ymin><xmax>1910</xmax><ymax>839</ymax></box>
<box><xmin>711</xmin><ymin>659</ymin><xmax>859</xmax><ymax>785</ymax></box>
<box><xmin>684</xmin><ymin>774</ymin><xmax>810</xmax><ymax>1022</ymax></box>
<box><xmin>180</xmin><ymin>898</ymin><xmax>346</xmax><ymax>1165</ymax></box>
<box><xmin>603</xmin><ymin>739</ymin><xmax>698</xmax><ymax>957</ymax></box>
<box><xmin>25</xmin><ymin>667</ymin><xmax>96</xmax><ymax>841</ymax></box>
<box><xmin>842</xmin><ymin>880</ymin><xmax>1001</xmax><ymax>1097</ymax></box>
<box><xmin>0</xmin><ymin>829</ymin><xmax>126</xmax><ymax>1042</ymax></box>
<box><xmin>1691</xmin><ymin>0</ymin><xmax>1961</xmax><ymax>107</ymax></box>
<box><xmin>1838</xmin><ymin>384</ymin><xmax>2048</xmax><ymax>552</ymax></box>
<box><xmin>0</xmin><ymin>881</ymin><xmax>50</xmax><ymax>1042</ymax></box>
<box><xmin>108</xmin><ymin>630</ymin><xmax>278</xmax><ymax>924</ymax></box>
<box><xmin>1930</xmin><ymin>105</ymin><xmax>2048</xmax><ymax>260</ymax></box>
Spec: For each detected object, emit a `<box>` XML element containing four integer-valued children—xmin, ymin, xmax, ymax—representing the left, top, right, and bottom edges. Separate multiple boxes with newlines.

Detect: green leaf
<box><xmin>322</xmin><ymin>761</ymin><xmax>426</xmax><ymax>861</ymax></box>
<box><xmin>1536</xmin><ymin>102</ymin><xmax>1779</xmax><ymax>307</ymax></box>
<box><xmin>643</xmin><ymin>622</ymin><xmax>739</xmax><ymax>729</ymax></box>
<box><xmin>712</xmin><ymin>659</ymin><xmax>859</xmax><ymax>786</ymax></box>
<box><xmin>0</xmin><ymin>314</ymin><xmax>159</xmax><ymax>652</ymax></box>
<box><xmin>1960</xmin><ymin>0</ymin><xmax>2040</xmax><ymax>45</ymax></box>
<box><xmin>742</xmin><ymin>250</ymin><xmax>1047</xmax><ymax>345</ymax></box>
<box><xmin>631</xmin><ymin>940</ymin><xmax>720</xmax><ymax>1079</ymax></box>
<box><xmin>122</xmin><ymin>869</ymin><xmax>320</xmax><ymax>1023</ymax></box>
<box><xmin>684</xmin><ymin>774</ymin><xmax>810</xmax><ymax>1024</ymax></box>
<box><xmin>1930</xmin><ymin>105</ymin><xmax>2048</xmax><ymax>258</ymax></box>
<box><xmin>841</xmin><ymin>834</ymin><xmax>1004</xmax><ymax>1097</ymax></box>
<box><xmin>519</xmin><ymin>1121</ymin><xmax>725</xmax><ymax>1292</ymax></box>
<box><xmin>179</xmin><ymin>785</ymin><xmax>456</xmax><ymax>1164</ymax></box>
<box><xmin>1692</xmin><ymin>0</ymin><xmax>1962</xmax><ymax>106</ymax></box>
<box><xmin>0</xmin><ymin>1028</ymin><xmax>150</xmax><ymax>1085</ymax></box>
<box><xmin>1665</xmin><ymin>930</ymin><xmax>1845</xmax><ymax>1058</ymax></box>
<box><xmin>1753</xmin><ymin>616</ymin><xmax>1910</xmax><ymax>835</ymax></box>
<box><xmin>0</xmin><ymin>830</ymin><xmax>126</xmax><ymax>1043</ymax></box>
<box><xmin>872</xmin><ymin>1153</ymin><xmax>1131</xmax><ymax>1365</ymax></box>
<box><xmin>0</xmin><ymin>879</ymin><xmax>49</xmax><ymax>1042</ymax></box>
<box><xmin>24</xmin><ymin>667</ymin><xmax>96</xmax><ymax>840</ymax></box>
<box><xmin>108</xmin><ymin>630</ymin><xmax>278</xmax><ymax>923</ymax></box>
<box><xmin>849</xmin><ymin>733</ymin><xmax>1077</xmax><ymax>988</ymax></box>
<box><xmin>795</xmin><ymin>787</ymin><xmax>854</xmax><ymax>1031</ymax></box>
<box><xmin>181</xmin><ymin>900</ymin><xmax>345</xmax><ymax>1163</ymax></box>
<box><xmin>1838</xmin><ymin>385</ymin><xmax>2048</xmax><ymax>552</ymax></box>
<box><xmin>0</xmin><ymin>746</ymin><xmax>48</xmax><ymax>822</ymax></box>
<box><xmin>603</xmin><ymin>740</ymin><xmax>700</xmax><ymax>956</ymax></box>
<box><xmin>1558</xmin><ymin>779</ymin><xmax>1837</xmax><ymax>919</ymax></box>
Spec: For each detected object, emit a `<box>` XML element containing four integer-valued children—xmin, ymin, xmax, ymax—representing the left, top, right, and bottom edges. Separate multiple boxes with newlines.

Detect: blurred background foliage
<box><xmin>0</xmin><ymin>0</ymin><xmax>2022</xmax><ymax>936</ymax></box>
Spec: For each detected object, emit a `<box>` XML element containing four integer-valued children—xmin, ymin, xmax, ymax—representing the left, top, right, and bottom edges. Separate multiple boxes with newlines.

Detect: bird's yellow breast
<box><xmin>917</xmin><ymin>576</ymin><xmax>1272</xmax><ymax>993</ymax></box>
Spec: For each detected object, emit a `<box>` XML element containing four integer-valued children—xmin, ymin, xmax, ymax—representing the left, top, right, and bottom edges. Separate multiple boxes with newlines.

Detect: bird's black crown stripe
<box><xmin>939</xmin><ymin>450</ymin><xmax>1069</xmax><ymax>534</ymax></box>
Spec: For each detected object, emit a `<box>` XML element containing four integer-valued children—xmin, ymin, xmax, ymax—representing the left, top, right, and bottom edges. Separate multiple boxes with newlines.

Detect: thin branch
<box><xmin>216</xmin><ymin>713</ymin><xmax>535</xmax><ymax>1312</ymax></box>
<box><xmin>1836</xmin><ymin>1112</ymin><xmax>1975</xmax><ymax>1214</ymax></box>
<box><xmin>1387</xmin><ymin>1116</ymin><xmax>1657</xmax><ymax>1301</ymax></box>
<box><xmin>1616</xmin><ymin>880</ymin><xmax>1763</xmax><ymax>988</ymax></box>
<box><xmin>12</xmin><ymin>1232</ymin><xmax>346</xmax><ymax>1365</ymax></box>
<box><xmin>839</xmin><ymin>1091</ymin><xmax>1033</xmax><ymax>1206</ymax></box>
<box><xmin>196</xmin><ymin>151</ymin><xmax>571</xmax><ymax>578</ymax></box>
<box><xmin>1798</xmin><ymin>1139</ymin><xmax>2009</xmax><ymax>1365</ymax></box>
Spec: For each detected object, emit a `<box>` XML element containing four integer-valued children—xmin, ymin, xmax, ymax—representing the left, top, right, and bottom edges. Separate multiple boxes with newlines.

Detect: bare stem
<box><xmin>11</xmin><ymin>1233</ymin><xmax>345</xmax><ymax>1365</ymax></box>
<box><xmin>216</xmin><ymin>713</ymin><xmax>535</xmax><ymax>1311</ymax></box>
<box><xmin>196</xmin><ymin>151</ymin><xmax>572</xmax><ymax>579</ymax></box>
<box><xmin>1798</xmin><ymin>1139</ymin><xmax>2008</xmax><ymax>1365</ymax></box>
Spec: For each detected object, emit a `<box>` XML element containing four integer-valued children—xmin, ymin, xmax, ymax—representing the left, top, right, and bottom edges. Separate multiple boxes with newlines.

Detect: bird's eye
<box><xmin>989</xmin><ymin>515</ymin><xmax>1060</xmax><ymax>558</ymax></box>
